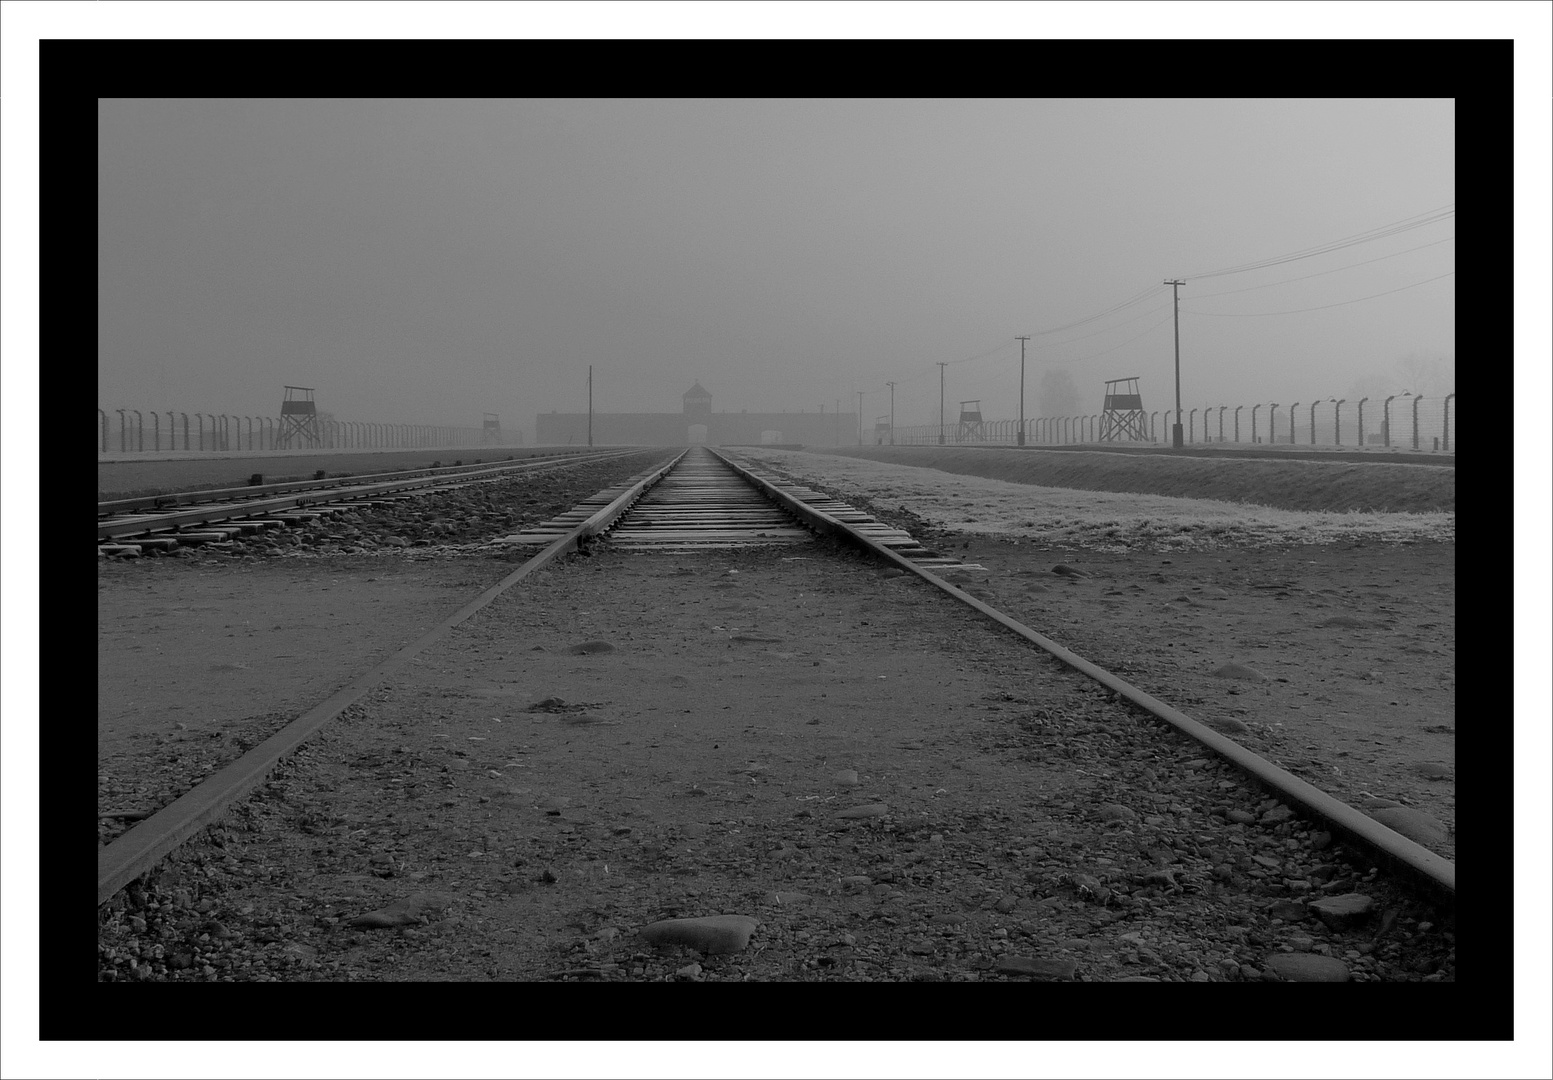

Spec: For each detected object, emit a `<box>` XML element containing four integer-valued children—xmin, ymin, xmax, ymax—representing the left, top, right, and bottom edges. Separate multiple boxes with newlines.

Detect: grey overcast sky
<box><xmin>98</xmin><ymin>97</ymin><xmax>1454</xmax><ymax>438</ymax></box>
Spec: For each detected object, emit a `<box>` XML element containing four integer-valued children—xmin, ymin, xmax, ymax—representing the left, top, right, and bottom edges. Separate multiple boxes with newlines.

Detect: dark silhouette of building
<box><xmin>536</xmin><ymin>383</ymin><xmax>856</xmax><ymax>446</ymax></box>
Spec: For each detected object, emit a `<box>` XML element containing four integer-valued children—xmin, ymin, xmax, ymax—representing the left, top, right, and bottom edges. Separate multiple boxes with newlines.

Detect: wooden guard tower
<box><xmin>1100</xmin><ymin>377</ymin><xmax>1147</xmax><ymax>442</ymax></box>
<box><xmin>482</xmin><ymin>413</ymin><xmax>501</xmax><ymax>444</ymax></box>
<box><xmin>873</xmin><ymin>416</ymin><xmax>892</xmax><ymax>445</ymax></box>
<box><xmin>957</xmin><ymin>400</ymin><xmax>984</xmax><ymax>442</ymax></box>
<box><xmin>277</xmin><ymin>386</ymin><xmax>320</xmax><ymax>448</ymax></box>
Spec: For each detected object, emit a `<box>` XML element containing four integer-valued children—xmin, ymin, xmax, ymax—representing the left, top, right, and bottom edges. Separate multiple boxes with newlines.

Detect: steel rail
<box><xmin>98</xmin><ymin>448</ymin><xmax>634</xmax><ymax>516</ymax></box>
<box><xmin>98</xmin><ymin>451</ymin><xmax>684</xmax><ymax>905</ymax></box>
<box><xmin>711</xmin><ymin>448</ymin><xmax>1455</xmax><ymax>905</ymax></box>
<box><xmin>98</xmin><ymin>451</ymin><xmax>644</xmax><ymax>541</ymax></box>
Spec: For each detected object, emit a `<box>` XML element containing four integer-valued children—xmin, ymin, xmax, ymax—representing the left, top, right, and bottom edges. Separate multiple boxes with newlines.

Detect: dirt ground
<box><xmin>98</xmin><ymin>543</ymin><xmax>1456</xmax><ymax>989</ymax></box>
<box><xmin>97</xmin><ymin>531</ymin><xmax>1455</xmax><ymax>862</ymax></box>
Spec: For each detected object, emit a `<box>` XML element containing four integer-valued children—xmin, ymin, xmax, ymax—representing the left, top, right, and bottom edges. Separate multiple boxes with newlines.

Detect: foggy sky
<box><xmin>98</xmin><ymin>98</ymin><xmax>1454</xmax><ymax>440</ymax></box>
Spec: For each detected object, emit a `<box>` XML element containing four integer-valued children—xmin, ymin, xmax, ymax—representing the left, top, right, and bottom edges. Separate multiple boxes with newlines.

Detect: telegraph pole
<box><xmin>1164</xmin><ymin>280</ymin><xmax>1184</xmax><ymax>448</ymax></box>
<box><xmin>937</xmin><ymin>362</ymin><xmax>947</xmax><ymax>445</ymax></box>
<box><xmin>1015</xmin><ymin>335</ymin><xmax>1031</xmax><ymax>446</ymax></box>
<box><xmin>588</xmin><ymin>365</ymin><xmax>593</xmax><ymax>447</ymax></box>
<box><xmin>886</xmin><ymin>381</ymin><xmax>896</xmax><ymax>445</ymax></box>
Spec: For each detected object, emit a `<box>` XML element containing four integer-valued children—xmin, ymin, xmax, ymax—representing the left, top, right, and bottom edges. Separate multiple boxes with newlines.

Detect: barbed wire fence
<box><xmin>884</xmin><ymin>393</ymin><xmax>1455</xmax><ymax>451</ymax></box>
<box><xmin>97</xmin><ymin>410</ymin><xmax>503</xmax><ymax>454</ymax></box>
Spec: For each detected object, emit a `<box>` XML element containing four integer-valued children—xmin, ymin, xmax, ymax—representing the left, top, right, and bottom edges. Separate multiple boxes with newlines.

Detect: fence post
<box><xmin>1383</xmin><ymin>396</ymin><xmax>1396</xmax><ymax>448</ymax></box>
<box><xmin>1188</xmin><ymin>408</ymin><xmax>1196</xmax><ymax>444</ymax></box>
<box><xmin>1411</xmin><ymin>394</ymin><xmax>1422</xmax><ymax>450</ymax></box>
<box><xmin>1309</xmin><ymin>401</ymin><xmax>1318</xmax><ymax>445</ymax></box>
<box><xmin>1251</xmin><ymin>405</ymin><xmax>1259</xmax><ymax>444</ymax></box>
<box><xmin>1443</xmin><ymin>393</ymin><xmax>1453</xmax><ymax>451</ymax></box>
<box><xmin>1332</xmin><ymin>399</ymin><xmax>1344</xmax><ymax>445</ymax></box>
<box><xmin>151</xmin><ymin>412</ymin><xmax>159</xmax><ymax>451</ymax></box>
<box><xmin>99</xmin><ymin>409</ymin><xmax>107</xmax><ymax>452</ymax></box>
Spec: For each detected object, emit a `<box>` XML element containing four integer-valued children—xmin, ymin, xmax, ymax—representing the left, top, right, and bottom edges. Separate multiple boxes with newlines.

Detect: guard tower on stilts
<box><xmin>957</xmin><ymin>400</ymin><xmax>984</xmax><ymax>442</ymax></box>
<box><xmin>277</xmin><ymin>386</ymin><xmax>321</xmax><ymax>448</ymax></box>
<box><xmin>1099</xmin><ymin>377</ymin><xmax>1147</xmax><ymax>442</ymax></box>
<box><xmin>482</xmin><ymin>413</ymin><xmax>501</xmax><ymax>444</ymax></box>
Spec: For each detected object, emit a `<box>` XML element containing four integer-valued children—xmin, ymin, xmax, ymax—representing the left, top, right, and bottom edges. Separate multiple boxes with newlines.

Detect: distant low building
<box><xmin>536</xmin><ymin>383</ymin><xmax>857</xmax><ymax>446</ymax></box>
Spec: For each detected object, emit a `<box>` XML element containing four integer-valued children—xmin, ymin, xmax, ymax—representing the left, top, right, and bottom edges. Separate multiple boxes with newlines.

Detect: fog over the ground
<box><xmin>98</xmin><ymin>98</ymin><xmax>1453</xmax><ymax>440</ymax></box>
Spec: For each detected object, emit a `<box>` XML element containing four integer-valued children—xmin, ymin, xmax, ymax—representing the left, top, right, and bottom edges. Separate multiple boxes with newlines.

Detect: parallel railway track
<box><xmin>97</xmin><ymin>445</ymin><xmax>1454</xmax><ymax>982</ymax></box>
<box><xmin>97</xmin><ymin>448</ymin><xmax>642</xmax><ymax>551</ymax></box>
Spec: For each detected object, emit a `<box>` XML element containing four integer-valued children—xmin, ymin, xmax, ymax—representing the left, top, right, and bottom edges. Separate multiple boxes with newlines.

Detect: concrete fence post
<box><xmin>1443</xmin><ymin>393</ymin><xmax>1454</xmax><ymax>451</ymax></box>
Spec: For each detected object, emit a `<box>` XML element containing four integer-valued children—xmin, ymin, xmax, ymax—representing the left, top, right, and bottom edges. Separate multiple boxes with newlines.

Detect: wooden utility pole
<box><xmin>1164</xmin><ymin>280</ymin><xmax>1184</xmax><ymax>448</ymax></box>
<box><xmin>938</xmin><ymin>362</ymin><xmax>947</xmax><ymax>444</ymax></box>
<box><xmin>1016</xmin><ymin>335</ymin><xmax>1031</xmax><ymax>446</ymax></box>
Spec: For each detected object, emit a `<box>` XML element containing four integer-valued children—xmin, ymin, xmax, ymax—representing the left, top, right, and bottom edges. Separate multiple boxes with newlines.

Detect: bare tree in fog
<box><xmin>1038</xmin><ymin>369</ymin><xmax>1082</xmax><ymax>418</ymax></box>
<box><xmin>1394</xmin><ymin>353</ymin><xmax>1455</xmax><ymax>398</ymax></box>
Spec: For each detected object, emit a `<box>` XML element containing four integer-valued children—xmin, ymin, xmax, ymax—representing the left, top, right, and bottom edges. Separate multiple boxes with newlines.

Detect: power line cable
<box><xmin>1183</xmin><ymin>270</ymin><xmax>1454</xmax><ymax>317</ymax></box>
<box><xmin>1183</xmin><ymin>203</ymin><xmax>1454</xmax><ymax>280</ymax></box>
<box><xmin>1045</xmin><ymin>311</ymin><xmax>1176</xmax><ymax>365</ymax></box>
<box><xmin>1026</xmin><ymin>283</ymin><xmax>1169</xmax><ymax>338</ymax></box>
<box><xmin>1190</xmin><ymin>235</ymin><xmax>1454</xmax><ymax>299</ymax></box>
<box><xmin>1031</xmin><ymin>298</ymin><xmax>1176</xmax><ymax>349</ymax></box>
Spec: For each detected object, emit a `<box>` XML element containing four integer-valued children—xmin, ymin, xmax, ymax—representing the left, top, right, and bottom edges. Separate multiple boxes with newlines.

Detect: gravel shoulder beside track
<box><xmin>98</xmin><ymin>546</ymin><xmax>1454</xmax><ymax>989</ymax></box>
<box><xmin>814</xmin><ymin>444</ymin><xmax>1454</xmax><ymax>513</ymax></box>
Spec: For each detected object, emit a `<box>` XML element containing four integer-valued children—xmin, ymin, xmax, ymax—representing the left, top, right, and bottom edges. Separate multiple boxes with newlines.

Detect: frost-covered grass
<box><xmin>737</xmin><ymin>448</ymin><xmax>1453</xmax><ymax>551</ymax></box>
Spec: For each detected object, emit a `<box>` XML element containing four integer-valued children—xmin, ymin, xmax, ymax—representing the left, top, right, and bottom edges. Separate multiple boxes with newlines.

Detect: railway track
<box><xmin>97</xmin><ymin>448</ymin><xmax>642</xmax><ymax>553</ymax></box>
<box><xmin>97</xmin><ymin>445</ymin><xmax>1455</xmax><ymax>984</ymax></box>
